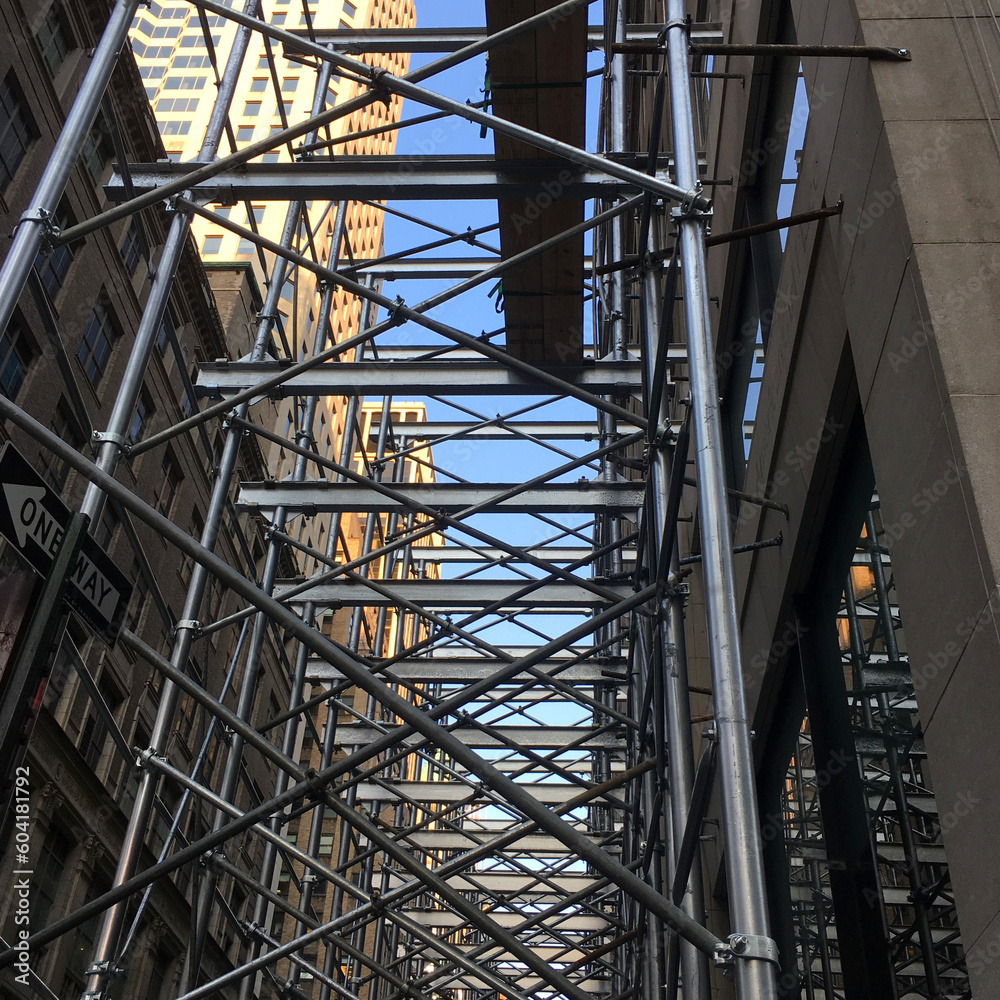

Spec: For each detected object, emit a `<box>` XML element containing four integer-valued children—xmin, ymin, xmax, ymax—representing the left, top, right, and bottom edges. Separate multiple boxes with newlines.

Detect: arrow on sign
<box><xmin>3</xmin><ymin>481</ymin><xmax>64</xmax><ymax>557</ymax></box>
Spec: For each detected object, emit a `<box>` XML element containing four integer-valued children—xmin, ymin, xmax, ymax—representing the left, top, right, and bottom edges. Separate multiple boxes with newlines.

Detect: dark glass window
<box><xmin>31</xmin><ymin>826</ymin><xmax>71</xmax><ymax>927</ymax></box>
<box><xmin>77</xmin><ymin>292</ymin><xmax>116</xmax><ymax>386</ymax></box>
<box><xmin>35</xmin><ymin>3</ymin><xmax>74</xmax><ymax>77</ymax></box>
<box><xmin>120</xmin><ymin>219</ymin><xmax>142</xmax><ymax>276</ymax></box>
<box><xmin>33</xmin><ymin>200</ymin><xmax>74</xmax><ymax>300</ymax></box>
<box><xmin>156</xmin><ymin>303</ymin><xmax>176</xmax><ymax>355</ymax></box>
<box><xmin>80</xmin><ymin>113</ymin><xmax>111</xmax><ymax>181</ymax></box>
<box><xmin>0</xmin><ymin>72</ymin><xmax>35</xmax><ymax>191</ymax></box>
<box><xmin>128</xmin><ymin>385</ymin><xmax>155</xmax><ymax>443</ymax></box>
<box><xmin>154</xmin><ymin>447</ymin><xmax>182</xmax><ymax>516</ymax></box>
<box><xmin>0</xmin><ymin>313</ymin><xmax>37</xmax><ymax>399</ymax></box>
<box><xmin>37</xmin><ymin>398</ymin><xmax>83</xmax><ymax>491</ymax></box>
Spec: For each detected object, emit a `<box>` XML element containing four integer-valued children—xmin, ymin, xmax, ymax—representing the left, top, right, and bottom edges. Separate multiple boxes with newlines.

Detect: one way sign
<box><xmin>0</xmin><ymin>442</ymin><xmax>132</xmax><ymax>645</ymax></box>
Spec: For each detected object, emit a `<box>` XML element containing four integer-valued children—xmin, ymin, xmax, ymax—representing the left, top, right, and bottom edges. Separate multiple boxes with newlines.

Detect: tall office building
<box><xmin>132</xmin><ymin>0</ymin><xmax>415</xmax><ymax>571</ymax></box>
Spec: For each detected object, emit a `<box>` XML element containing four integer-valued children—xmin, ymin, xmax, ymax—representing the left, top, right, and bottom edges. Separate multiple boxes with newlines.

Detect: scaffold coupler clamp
<box><xmin>651</xmin><ymin>418</ymin><xmax>674</xmax><ymax>449</ymax></box>
<box><xmin>175</xmin><ymin>618</ymin><xmax>203</xmax><ymax>638</ymax></box>
<box><xmin>386</xmin><ymin>295</ymin><xmax>407</xmax><ymax>327</ymax></box>
<box><xmin>714</xmin><ymin>933</ymin><xmax>780</xmax><ymax>969</ymax></box>
<box><xmin>92</xmin><ymin>429</ymin><xmax>131</xmax><ymax>457</ymax></box>
<box><xmin>671</xmin><ymin>185</ymin><xmax>712</xmax><ymax>221</ymax></box>
<box><xmin>16</xmin><ymin>205</ymin><xmax>60</xmax><ymax>248</ymax></box>
<box><xmin>658</xmin><ymin>16</ymin><xmax>690</xmax><ymax>47</ymax></box>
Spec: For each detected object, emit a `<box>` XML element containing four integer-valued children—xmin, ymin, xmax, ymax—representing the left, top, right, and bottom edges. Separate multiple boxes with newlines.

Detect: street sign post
<box><xmin>0</xmin><ymin>442</ymin><xmax>132</xmax><ymax>645</ymax></box>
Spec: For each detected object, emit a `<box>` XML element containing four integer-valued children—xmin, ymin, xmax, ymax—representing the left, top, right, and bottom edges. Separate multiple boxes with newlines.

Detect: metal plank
<box><xmin>368</xmin><ymin>420</ymin><xmax>647</xmax><ymax>441</ymax></box>
<box><xmin>106</xmin><ymin>157</ymin><xmax>673</xmax><ymax>203</ymax></box>
<box><xmin>335</xmin><ymin>724</ymin><xmax>625</xmax><ymax>750</ymax></box>
<box><xmin>403</xmin><ymin>831</ymin><xmax>612</xmax><ymax>852</ymax></box>
<box><xmin>401</xmin><ymin>910</ymin><xmax>611</xmax><ymax>931</ymax></box>
<box><xmin>381</xmin><ymin>870</ymin><xmax>600</xmax><ymax>895</ymax></box>
<box><xmin>239</xmin><ymin>480</ymin><xmax>645</xmax><ymax>514</ymax></box>
<box><xmin>196</xmin><ymin>359</ymin><xmax>644</xmax><ymax>398</ymax></box>
<box><xmin>276</xmin><ymin>578</ymin><xmax>633</xmax><ymax>608</ymax></box>
<box><xmin>286</xmin><ymin>23</ymin><xmax>723</xmax><ymax>52</ymax></box>
<box><xmin>306</xmin><ymin>656</ymin><xmax>627</xmax><ymax>684</ymax></box>
<box><xmin>348</xmin><ymin>781</ymin><xmax>624</xmax><ymax>804</ymax></box>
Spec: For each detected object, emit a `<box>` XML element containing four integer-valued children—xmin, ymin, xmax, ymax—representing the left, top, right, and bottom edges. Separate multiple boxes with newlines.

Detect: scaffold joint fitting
<box><xmin>92</xmin><ymin>429</ymin><xmax>131</xmax><ymax>454</ymax></box>
<box><xmin>726</xmin><ymin>932</ymin><xmax>780</xmax><ymax>966</ymax></box>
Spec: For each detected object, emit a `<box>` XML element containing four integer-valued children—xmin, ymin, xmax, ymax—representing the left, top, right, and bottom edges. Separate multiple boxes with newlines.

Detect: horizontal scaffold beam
<box><xmin>403</xmin><ymin>831</ymin><xmax>612</xmax><ymax>852</ymax></box>
<box><xmin>239</xmin><ymin>480</ymin><xmax>645</xmax><ymax>514</ymax></box>
<box><xmin>106</xmin><ymin>157</ymin><xmax>679</xmax><ymax>202</ymax></box>
<box><xmin>411</xmin><ymin>545</ymin><xmax>635</xmax><ymax>563</ymax></box>
<box><xmin>287</xmin><ymin>23</ymin><xmax>723</xmax><ymax>52</ymax></box>
<box><xmin>380</xmin><ymin>870</ymin><xmax>601</xmax><ymax>895</ymax></box>
<box><xmin>350</xmin><ymin>781</ymin><xmax>624</xmax><ymax>804</ymax></box>
<box><xmin>366</xmin><ymin>420</ymin><xmax>647</xmax><ymax>441</ymax></box>
<box><xmin>405</xmin><ymin>910</ymin><xmax>609</xmax><ymax>932</ymax></box>
<box><xmin>334</xmin><ymin>724</ymin><xmax>625</xmax><ymax>750</ymax></box>
<box><xmin>306</xmin><ymin>657</ymin><xmax>627</xmax><ymax>684</ymax></box>
<box><xmin>275</xmin><ymin>578</ymin><xmax>633</xmax><ymax>608</ymax></box>
<box><xmin>196</xmin><ymin>359</ymin><xmax>645</xmax><ymax>398</ymax></box>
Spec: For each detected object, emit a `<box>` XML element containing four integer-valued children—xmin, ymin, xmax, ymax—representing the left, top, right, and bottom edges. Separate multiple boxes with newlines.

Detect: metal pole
<box><xmin>663</xmin><ymin>2</ymin><xmax>779</xmax><ymax>994</ymax></box>
<box><xmin>641</xmin><ymin>219</ymin><xmax>710</xmax><ymax>1000</ymax></box>
<box><xmin>82</xmin><ymin>5</ymin><xmax>264</xmax><ymax>995</ymax></box>
<box><xmin>0</xmin><ymin>0</ymin><xmax>140</xmax><ymax>338</ymax></box>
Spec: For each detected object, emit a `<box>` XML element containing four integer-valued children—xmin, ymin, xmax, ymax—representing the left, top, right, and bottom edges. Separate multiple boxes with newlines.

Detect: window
<box><xmin>158</xmin><ymin>120</ymin><xmax>191</xmax><ymax>136</ymax></box>
<box><xmin>120</xmin><ymin>219</ymin><xmax>143</xmax><ymax>276</ymax></box>
<box><xmin>0</xmin><ymin>313</ymin><xmax>37</xmax><ymax>399</ymax></box>
<box><xmin>125</xmin><ymin>558</ymin><xmax>148</xmax><ymax>632</ymax></box>
<box><xmin>33</xmin><ymin>200</ymin><xmax>74</xmax><ymax>299</ymax></box>
<box><xmin>78</xmin><ymin>673</ymin><xmax>123</xmax><ymax>769</ymax></box>
<box><xmin>129</xmin><ymin>386</ymin><xmax>155</xmax><ymax>443</ymax></box>
<box><xmin>154</xmin><ymin>447</ymin><xmax>182</xmax><ymax>516</ymax></box>
<box><xmin>343</xmin><ymin>2</ymin><xmax>357</xmax><ymax>16</ymax></box>
<box><xmin>156</xmin><ymin>303</ymin><xmax>176</xmax><ymax>355</ymax></box>
<box><xmin>236</xmin><ymin>239</ymin><xmax>255</xmax><ymax>256</ymax></box>
<box><xmin>139</xmin><ymin>65</ymin><xmax>165</xmax><ymax>80</ymax></box>
<box><xmin>0</xmin><ymin>73</ymin><xmax>35</xmax><ymax>192</ymax></box>
<box><xmin>249</xmin><ymin>77</ymin><xmax>267</xmax><ymax>92</ymax></box>
<box><xmin>156</xmin><ymin>97</ymin><xmax>199</xmax><ymax>113</ymax></box>
<box><xmin>248</xmin><ymin>205</ymin><xmax>265</xmax><ymax>224</ymax></box>
<box><xmin>77</xmin><ymin>292</ymin><xmax>117</xmax><ymax>386</ymax></box>
<box><xmin>162</xmin><ymin>75</ymin><xmax>206</xmax><ymax>91</ymax></box>
<box><xmin>201</xmin><ymin>235</ymin><xmax>223</xmax><ymax>255</ymax></box>
<box><xmin>271</xmin><ymin>12</ymin><xmax>286</xmax><ymax>24</ymax></box>
<box><xmin>93</xmin><ymin>506</ymin><xmax>118</xmax><ymax>550</ymax></box>
<box><xmin>35</xmin><ymin>3</ymin><xmax>74</xmax><ymax>77</ymax></box>
<box><xmin>173</xmin><ymin>55</ymin><xmax>209</xmax><ymax>69</ymax></box>
<box><xmin>236</xmin><ymin>125</ymin><xmax>254</xmax><ymax>142</ymax></box>
<box><xmin>37</xmin><ymin>399</ymin><xmax>83</xmax><ymax>491</ymax></box>
<box><xmin>276</xmin><ymin>101</ymin><xmax>293</xmax><ymax>117</ymax></box>
<box><xmin>242</xmin><ymin>101</ymin><xmax>261</xmax><ymax>117</ymax></box>
<box><xmin>179</xmin><ymin>507</ymin><xmax>203</xmax><ymax>586</ymax></box>
<box><xmin>281</xmin><ymin>78</ymin><xmax>298</xmax><ymax>92</ymax></box>
<box><xmin>31</xmin><ymin>826</ymin><xmax>71</xmax><ymax>927</ymax></box>
<box><xmin>80</xmin><ymin>114</ymin><xmax>111</xmax><ymax>181</ymax></box>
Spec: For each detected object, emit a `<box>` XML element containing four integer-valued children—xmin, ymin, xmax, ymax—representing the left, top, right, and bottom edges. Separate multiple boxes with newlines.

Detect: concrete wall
<box><xmin>702</xmin><ymin>0</ymin><xmax>1000</xmax><ymax>991</ymax></box>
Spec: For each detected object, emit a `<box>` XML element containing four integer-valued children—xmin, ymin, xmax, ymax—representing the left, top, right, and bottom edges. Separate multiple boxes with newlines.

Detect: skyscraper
<box><xmin>132</xmin><ymin>0</ymin><xmax>415</xmax><ymax>572</ymax></box>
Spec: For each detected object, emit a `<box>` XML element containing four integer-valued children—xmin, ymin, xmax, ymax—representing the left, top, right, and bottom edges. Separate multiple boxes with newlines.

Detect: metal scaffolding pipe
<box><xmin>663</xmin><ymin>2</ymin><xmax>779</xmax><ymax>995</ymax></box>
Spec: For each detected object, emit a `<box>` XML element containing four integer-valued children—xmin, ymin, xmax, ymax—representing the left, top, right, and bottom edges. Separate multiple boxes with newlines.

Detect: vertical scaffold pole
<box><xmin>83</xmin><ymin>5</ymin><xmax>264</xmax><ymax>997</ymax></box>
<box><xmin>0</xmin><ymin>0</ymin><xmax>140</xmax><ymax>339</ymax></box>
<box><xmin>663</xmin><ymin>3</ymin><xmax>779</xmax><ymax>996</ymax></box>
<box><xmin>641</xmin><ymin>217</ymin><xmax>710</xmax><ymax>1000</ymax></box>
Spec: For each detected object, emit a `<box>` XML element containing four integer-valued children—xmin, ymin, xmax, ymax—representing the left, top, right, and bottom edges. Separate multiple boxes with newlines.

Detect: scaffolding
<box><xmin>0</xmin><ymin>2</ymin><xmax>960</xmax><ymax>1000</ymax></box>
